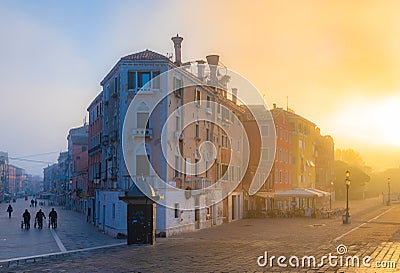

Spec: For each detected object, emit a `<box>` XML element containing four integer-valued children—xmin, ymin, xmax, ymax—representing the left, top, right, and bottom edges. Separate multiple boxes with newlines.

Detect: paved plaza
<box><xmin>0</xmin><ymin>198</ymin><xmax>123</xmax><ymax>261</ymax></box>
<box><xmin>0</xmin><ymin>197</ymin><xmax>399</xmax><ymax>272</ymax></box>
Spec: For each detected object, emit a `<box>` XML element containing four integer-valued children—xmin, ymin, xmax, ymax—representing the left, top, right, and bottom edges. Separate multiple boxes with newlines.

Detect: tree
<box><xmin>334</xmin><ymin>160</ymin><xmax>370</xmax><ymax>200</ymax></box>
<box><xmin>335</xmin><ymin>149</ymin><xmax>367</xmax><ymax>170</ymax></box>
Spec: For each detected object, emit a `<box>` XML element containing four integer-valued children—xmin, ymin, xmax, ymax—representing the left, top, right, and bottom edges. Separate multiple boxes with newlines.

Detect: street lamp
<box><xmin>330</xmin><ymin>181</ymin><xmax>334</xmax><ymax>210</ymax></box>
<box><xmin>387</xmin><ymin>177</ymin><xmax>391</xmax><ymax>206</ymax></box>
<box><xmin>344</xmin><ymin>170</ymin><xmax>351</xmax><ymax>224</ymax></box>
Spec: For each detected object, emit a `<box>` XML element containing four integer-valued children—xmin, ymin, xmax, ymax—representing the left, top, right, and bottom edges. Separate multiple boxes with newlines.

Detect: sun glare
<box><xmin>332</xmin><ymin>95</ymin><xmax>400</xmax><ymax>147</ymax></box>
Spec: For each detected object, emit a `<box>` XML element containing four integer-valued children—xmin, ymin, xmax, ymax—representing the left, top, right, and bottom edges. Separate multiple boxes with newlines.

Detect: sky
<box><xmin>0</xmin><ymin>0</ymin><xmax>399</xmax><ymax>175</ymax></box>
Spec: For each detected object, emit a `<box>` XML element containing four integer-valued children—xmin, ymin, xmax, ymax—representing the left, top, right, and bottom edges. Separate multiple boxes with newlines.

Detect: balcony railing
<box><xmin>132</xmin><ymin>128</ymin><xmax>153</xmax><ymax>139</ymax></box>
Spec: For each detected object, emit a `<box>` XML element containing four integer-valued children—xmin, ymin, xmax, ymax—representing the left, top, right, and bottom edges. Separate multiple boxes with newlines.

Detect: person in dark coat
<box><xmin>6</xmin><ymin>204</ymin><xmax>13</xmax><ymax>218</ymax></box>
<box><xmin>49</xmin><ymin>208</ymin><xmax>57</xmax><ymax>228</ymax></box>
<box><xmin>22</xmin><ymin>209</ymin><xmax>31</xmax><ymax>229</ymax></box>
<box><xmin>35</xmin><ymin>209</ymin><xmax>46</xmax><ymax>229</ymax></box>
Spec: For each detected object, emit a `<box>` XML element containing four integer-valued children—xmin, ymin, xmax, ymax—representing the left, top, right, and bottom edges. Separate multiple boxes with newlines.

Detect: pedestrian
<box><xmin>35</xmin><ymin>209</ymin><xmax>46</xmax><ymax>229</ymax></box>
<box><xmin>22</xmin><ymin>209</ymin><xmax>31</xmax><ymax>229</ymax></box>
<box><xmin>30</xmin><ymin>199</ymin><xmax>34</xmax><ymax>207</ymax></box>
<box><xmin>49</xmin><ymin>208</ymin><xmax>57</xmax><ymax>229</ymax></box>
<box><xmin>6</xmin><ymin>204</ymin><xmax>13</xmax><ymax>218</ymax></box>
<box><xmin>34</xmin><ymin>199</ymin><xmax>37</xmax><ymax>207</ymax></box>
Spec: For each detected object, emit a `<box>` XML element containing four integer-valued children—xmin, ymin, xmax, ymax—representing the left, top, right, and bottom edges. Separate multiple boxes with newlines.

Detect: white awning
<box><xmin>274</xmin><ymin>188</ymin><xmax>322</xmax><ymax>198</ymax></box>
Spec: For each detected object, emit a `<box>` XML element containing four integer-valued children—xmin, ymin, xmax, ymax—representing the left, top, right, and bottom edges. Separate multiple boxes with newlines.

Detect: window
<box><xmin>195</xmin><ymin>159</ymin><xmax>199</xmax><ymax>177</ymax></box>
<box><xmin>174</xmin><ymin>203</ymin><xmax>180</xmax><ymax>218</ymax></box>
<box><xmin>105</xmin><ymin>85</ymin><xmax>110</xmax><ymax>101</ymax></box>
<box><xmin>112</xmin><ymin>203</ymin><xmax>116</xmax><ymax>219</ymax></box>
<box><xmin>114</xmin><ymin>77</ymin><xmax>118</xmax><ymax>93</ymax></box>
<box><xmin>138</xmin><ymin>72</ymin><xmax>151</xmax><ymax>88</ymax></box>
<box><xmin>128</xmin><ymin>71</ymin><xmax>136</xmax><ymax>90</ymax></box>
<box><xmin>136</xmin><ymin>154</ymin><xmax>150</xmax><ymax>176</ymax></box>
<box><xmin>185</xmin><ymin>158</ymin><xmax>191</xmax><ymax>175</ymax></box>
<box><xmin>230</xmin><ymin>166</ymin><xmax>234</xmax><ymax>181</ymax></box>
<box><xmin>152</xmin><ymin>71</ymin><xmax>160</xmax><ymax>89</ymax></box>
<box><xmin>195</xmin><ymin>123</ymin><xmax>200</xmax><ymax>139</ymax></box>
<box><xmin>206</xmin><ymin>128</ymin><xmax>210</xmax><ymax>141</ymax></box>
<box><xmin>279</xmin><ymin>170</ymin><xmax>282</xmax><ymax>183</ymax></box>
<box><xmin>175</xmin><ymin>116</ymin><xmax>180</xmax><ymax>132</ymax></box>
<box><xmin>205</xmin><ymin>160</ymin><xmax>209</xmax><ymax>178</ymax></box>
<box><xmin>285</xmin><ymin>170</ymin><xmax>289</xmax><ymax>184</ymax></box>
<box><xmin>174</xmin><ymin>78</ymin><xmax>183</xmax><ymax>98</ymax></box>
<box><xmin>137</xmin><ymin>112</ymin><xmax>149</xmax><ymax>129</ymax></box>
<box><xmin>206</xmin><ymin>95</ymin><xmax>211</xmax><ymax>108</ymax></box>
<box><xmin>260</xmin><ymin>125</ymin><xmax>269</xmax><ymax>137</ymax></box>
<box><xmin>195</xmin><ymin>88</ymin><xmax>201</xmax><ymax>106</ymax></box>
<box><xmin>81</xmin><ymin>146</ymin><xmax>87</xmax><ymax>152</ymax></box>
<box><xmin>261</xmin><ymin>148</ymin><xmax>269</xmax><ymax>163</ymax></box>
<box><xmin>174</xmin><ymin>155</ymin><xmax>180</xmax><ymax>178</ymax></box>
<box><xmin>221</xmin><ymin>164</ymin><xmax>228</xmax><ymax>180</ymax></box>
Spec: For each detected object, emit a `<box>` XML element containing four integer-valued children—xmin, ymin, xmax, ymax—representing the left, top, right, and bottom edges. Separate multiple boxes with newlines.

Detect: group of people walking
<box><xmin>6</xmin><ymin>203</ymin><xmax>57</xmax><ymax>230</ymax></box>
<box><xmin>21</xmin><ymin>208</ymin><xmax>58</xmax><ymax>230</ymax></box>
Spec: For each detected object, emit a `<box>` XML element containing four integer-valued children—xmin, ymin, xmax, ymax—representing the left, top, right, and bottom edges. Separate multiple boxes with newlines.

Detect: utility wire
<box><xmin>12</xmin><ymin>151</ymin><xmax>60</xmax><ymax>159</ymax></box>
<box><xmin>9</xmin><ymin>157</ymin><xmax>55</xmax><ymax>164</ymax></box>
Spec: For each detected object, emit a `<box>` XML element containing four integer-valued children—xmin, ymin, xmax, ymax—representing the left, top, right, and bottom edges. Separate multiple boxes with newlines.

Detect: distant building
<box><xmin>7</xmin><ymin>165</ymin><xmax>17</xmax><ymax>194</ymax></box>
<box><xmin>27</xmin><ymin>174</ymin><xmax>42</xmax><ymax>195</ymax></box>
<box><xmin>43</xmin><ymin>163</ymin><xmax>58</xmax><ymax>193</ymax></box>
<box><xmin>67</xmin><ymin>125</ymin><xmax>88</xmax><ymax>212</ymax></box>
<box><xmin>315</xmin><ymin>129</ymin><xmax>334</xmax><ymax>191</ymax></box>
<box><xmin>270</xmin><ymin>105</ymin><xmax>293</xmax><ymax>192</ymax></box>
<box><xmin>57</xmin><ymin>151</ymin><xmax>69</xmax><ymax>205</ymax></box>
<box><xmin>0</xmin><ymin>151</ymin><xmax>8</xmax><ymax>200</ymax></box>
<box><xmin>87</xmin><ymin>91</ymin><xmax>103</xmax><ymax>223</ymax></box>
<box><xmin>287</xmin><ymin>110</ymin><xmax>317</xmax><ymax>189</ymax></box>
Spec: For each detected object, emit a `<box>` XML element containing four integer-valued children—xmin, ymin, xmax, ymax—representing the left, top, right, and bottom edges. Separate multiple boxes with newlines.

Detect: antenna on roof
<box><xmin>286</xmin><ymin>96</ymin><xmax>289</xmax><ymax>111</ymax></box>
<box><xmin>83</xmin><ymin>116</ymin><xmax>87</xmax><ymax>126</ymax></box>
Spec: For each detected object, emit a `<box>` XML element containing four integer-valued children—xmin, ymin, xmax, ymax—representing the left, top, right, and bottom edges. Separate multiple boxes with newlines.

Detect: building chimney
<box><xmin>197</xmin><ymin>60</ymin><xmax>206</xmax><ymax>81</ymax></box>
<box><xmin>206</xmin><ymin>54</ymin><xmax>219</xmax><ymax>86</ymax></box>
<box><xmin>231</xmin><ymin>88</ymin><xmax>238</xmax><ymax>104</ymax></box>
<box><xmin>171</xmin><ymin>34</ymin><xmax>183</xmax><ymax>66</ymax></box>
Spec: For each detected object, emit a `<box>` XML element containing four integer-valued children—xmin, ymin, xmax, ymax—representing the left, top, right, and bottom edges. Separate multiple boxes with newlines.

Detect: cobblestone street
<box><xmin>0</xmin><ymin>197</ymin><xmax>399</xmax><ymax>272</ymax></box>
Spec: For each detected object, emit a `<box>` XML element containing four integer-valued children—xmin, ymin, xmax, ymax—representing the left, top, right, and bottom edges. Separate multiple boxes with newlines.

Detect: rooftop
<box><xmin>121</xmin><ymin>49</ymin><xmax>171</xmax><ymax>62</ymax></box>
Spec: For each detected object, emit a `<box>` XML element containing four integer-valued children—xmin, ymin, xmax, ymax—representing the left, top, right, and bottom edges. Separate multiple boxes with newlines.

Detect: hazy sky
<box><xmin>1</xmin><ymin>0</ymin><xmax>399</xmax><ymax>175</ymax></box>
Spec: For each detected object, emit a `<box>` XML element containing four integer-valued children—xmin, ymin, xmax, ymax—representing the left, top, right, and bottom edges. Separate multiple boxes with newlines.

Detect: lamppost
<box><xmin>387</xmin><ymin>177</ymin><xmax>391</xmax><ymax>206</ymax></box>
<box><xmin>330</xmin><ymin>181</ymin><xmax>334</xmax><ymax>210</ymax></box>
<box><xmin>344</xmin><ymin>170</ymin><xmax>351</xmax><ymax>224</ymax></box>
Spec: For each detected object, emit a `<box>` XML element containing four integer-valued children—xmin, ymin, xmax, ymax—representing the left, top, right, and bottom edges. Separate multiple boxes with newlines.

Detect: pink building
<box><xmin>68</xmin><ymin>125</ymin><xmax>88</xmax><ymax>212</ymax></box>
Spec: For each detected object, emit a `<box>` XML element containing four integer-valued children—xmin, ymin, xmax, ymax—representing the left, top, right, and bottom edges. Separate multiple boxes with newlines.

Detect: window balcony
<box><xmin>132</xmin><ymin>128</ymin><xmax>153</xmax><ymax>139</ymax></box>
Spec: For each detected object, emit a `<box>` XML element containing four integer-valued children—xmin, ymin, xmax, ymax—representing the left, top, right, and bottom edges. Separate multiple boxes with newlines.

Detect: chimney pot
<box><xmin>196</xmin><ymin>60</ymin><xmax>206</xmax><ymax>81</ymax></box>
<box><xmin>206</xmin><ymin>55</ymin><xmax>220</xmax><ymax>86</ymax></box>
